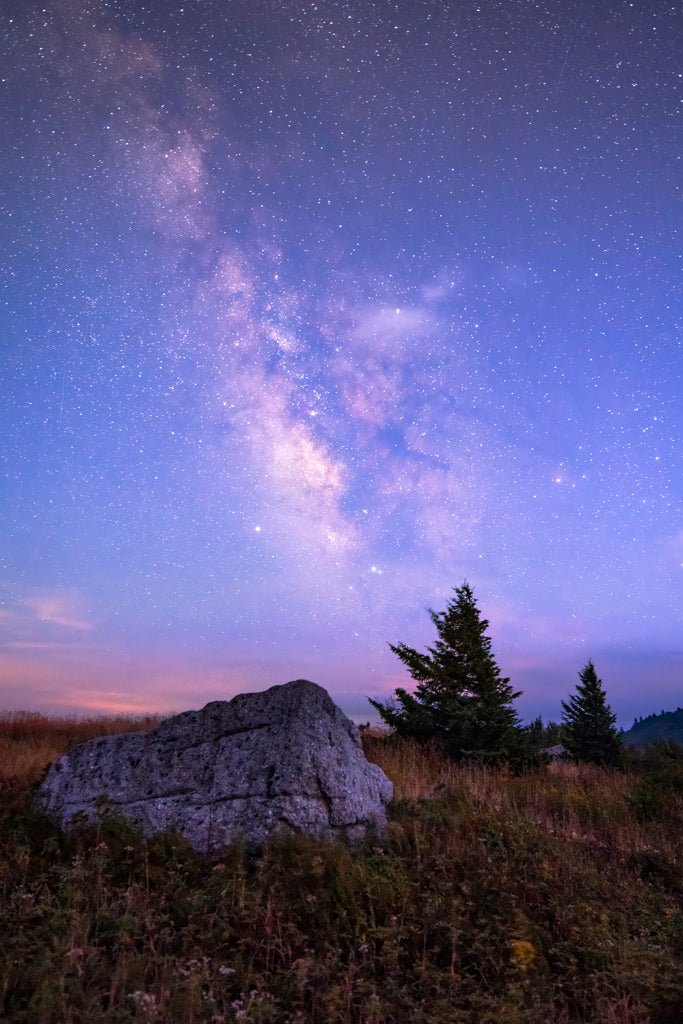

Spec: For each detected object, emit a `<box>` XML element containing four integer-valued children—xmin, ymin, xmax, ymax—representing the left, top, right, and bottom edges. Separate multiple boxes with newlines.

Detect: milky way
<box><xmin>1</xmin><ymin>0</ymin><xmax>681</xmax><ymax>723</ymax></box>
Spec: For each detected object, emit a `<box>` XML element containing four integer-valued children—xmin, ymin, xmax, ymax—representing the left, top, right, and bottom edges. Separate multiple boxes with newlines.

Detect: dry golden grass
<box><xmin>0</xmin><ymin>710</ymin><xmax>163</xmax><ymax>782</ymax></box>
<box><xmin>364</xmin><ymin>733</ymin><xmax>678</xmax><ymax>860</ymax></box>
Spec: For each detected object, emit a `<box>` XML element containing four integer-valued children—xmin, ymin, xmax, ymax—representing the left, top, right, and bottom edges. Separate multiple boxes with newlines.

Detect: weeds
<box><xmin>0</xmin><ymin>720</ymin><xmax>681</xmax><ymax>1022</ymax></box>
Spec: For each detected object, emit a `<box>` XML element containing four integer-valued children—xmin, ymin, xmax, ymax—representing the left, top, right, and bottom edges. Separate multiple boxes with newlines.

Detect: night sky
<box><xmin>1</xmin><ymin>0</ymin><xmax>681</xmax><ymax>725</ymax></box>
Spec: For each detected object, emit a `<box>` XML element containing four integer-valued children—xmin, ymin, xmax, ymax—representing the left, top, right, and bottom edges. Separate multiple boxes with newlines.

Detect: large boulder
<box><xmin>35</xmin><ymin>679</ymin><xmax>392</xmax><ymax>854</ymax></box>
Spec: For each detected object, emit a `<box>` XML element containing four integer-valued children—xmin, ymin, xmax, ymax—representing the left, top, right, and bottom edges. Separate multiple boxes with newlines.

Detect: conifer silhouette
<box><xmin>561</xmin><ymin>660</ymin><xmax>623</xmax><ymax>766</ymax></box>
<box><xmin>370</xmin><ymin>582</ymin><xmax>522</xmax><ymax>762</ymax></box>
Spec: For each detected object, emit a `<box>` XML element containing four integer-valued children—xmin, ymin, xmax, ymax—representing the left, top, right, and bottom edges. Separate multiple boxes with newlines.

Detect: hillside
<box><xmin>623</xmin><ymin>707</ymin><xmax>683</xmax><ymax>747</ymax></box>
<box><xmin>0</xmin><ymin>715</ymin><xmax>681</xmax><ymax>1023</ymax></box>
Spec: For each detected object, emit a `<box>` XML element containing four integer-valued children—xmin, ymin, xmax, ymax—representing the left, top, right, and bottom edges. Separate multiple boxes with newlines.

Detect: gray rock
<box><xmin>35</xmin><ymin>679</ymin><xmax>393</xmax><ymax>854</ymax></box>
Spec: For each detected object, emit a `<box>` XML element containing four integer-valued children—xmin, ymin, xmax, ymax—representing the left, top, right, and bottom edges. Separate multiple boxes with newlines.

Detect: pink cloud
<box><xmin>0</xmin><ymin>646</ymin><xmax>269</xmax><ymax>716</ymax></box>
<box><xmin>23</xmin><ymin>593</ymin><xmax>95</xmax><ymax>632</ymax></box>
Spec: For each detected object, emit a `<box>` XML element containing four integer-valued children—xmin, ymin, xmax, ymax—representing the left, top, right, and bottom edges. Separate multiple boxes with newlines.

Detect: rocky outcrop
<box><xmin>35</xmin><ymin>680</ymin><xmax>393</xmax><ymax>854</ymax></box>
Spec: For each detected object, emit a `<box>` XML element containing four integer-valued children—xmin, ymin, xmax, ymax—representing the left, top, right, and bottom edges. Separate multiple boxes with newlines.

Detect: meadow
<box><xmin>0</xmin><ymin>712</ymin><xmax>681</xmax><ymax>1023</ymax></box>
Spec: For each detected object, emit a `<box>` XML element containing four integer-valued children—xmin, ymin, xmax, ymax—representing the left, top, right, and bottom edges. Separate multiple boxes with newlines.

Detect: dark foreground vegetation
<box><xmin>1</xmin><ymin>713</ymin><xmax>682</xmax><ymax>1024</ymax></box>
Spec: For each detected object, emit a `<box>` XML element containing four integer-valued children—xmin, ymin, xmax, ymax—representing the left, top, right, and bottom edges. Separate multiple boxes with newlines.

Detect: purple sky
<box><xmin>1</xmin><ymin>0</ymin><xmax>681</xmax><ymax>728</ymax></box>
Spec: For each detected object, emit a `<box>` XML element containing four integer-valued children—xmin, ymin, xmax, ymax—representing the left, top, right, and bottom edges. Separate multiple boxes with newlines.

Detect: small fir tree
<box><xmin>525</xmin><ymin>716</ymin><xmax>563</xmax><ymax>751</ymax></box>
<box><xmin>561</xmin><ymin>660</ymin><xmax>623</xmax><ymax>766</ymax></box>
<box><xmin>369</xmin><ymin>582</ymin><xmax>523</xmax><ymax>763</ymax></box>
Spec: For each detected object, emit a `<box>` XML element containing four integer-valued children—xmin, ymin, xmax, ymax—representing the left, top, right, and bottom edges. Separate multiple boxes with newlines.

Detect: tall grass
<box><xmin>0</xmin><ymin>711</ymin><xmax>163</xmax><ymax>782</ymax></box>
<box><xmin>0</xmin><ymin>717</ymin><xmax>680</xmax><ymax>1023</ymax></box>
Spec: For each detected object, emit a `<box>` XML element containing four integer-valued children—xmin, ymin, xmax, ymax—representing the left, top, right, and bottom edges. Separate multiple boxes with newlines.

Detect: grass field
<box><xmin>0</xmin><ymin>712</ymin><xmax>681</xmax><ymax>1023</ymax></box>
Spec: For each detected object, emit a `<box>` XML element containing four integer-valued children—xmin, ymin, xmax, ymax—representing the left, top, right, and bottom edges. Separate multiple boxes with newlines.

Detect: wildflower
<box><xmin>509</xmin><ymin>939</ymin><xmax>537</xmax><ymax>971</ymax></box>
<box><xmin>128</xmin><ymin>990</ymin><xmax>157</xmax><ymax>1008</ymax></box>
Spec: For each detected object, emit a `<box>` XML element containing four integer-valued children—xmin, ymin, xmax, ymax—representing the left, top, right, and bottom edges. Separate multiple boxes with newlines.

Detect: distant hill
<box><xmin>622</xmin><ymin>708</ymin><xmax>683</xmax><ymax>747</ymax></box>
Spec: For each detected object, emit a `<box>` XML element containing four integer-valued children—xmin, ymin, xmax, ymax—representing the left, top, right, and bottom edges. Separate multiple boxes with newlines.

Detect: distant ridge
<box><xmin>622</xmin><ymin>707</ymin><xmax>683</xmax><ymax>747</ymax></box>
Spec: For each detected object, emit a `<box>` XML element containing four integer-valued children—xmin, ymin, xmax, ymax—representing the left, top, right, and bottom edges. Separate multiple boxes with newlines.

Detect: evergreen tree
<box><xmin>543</xmin><ymin>720</ymin><xmax>563</xmax><ymax>748</ymax></box>
<box><xmin>369</xmin><ymin>582</ymin><xmax>523</xmax><ymax>763</ymax></box>
<box><xmin>526</xmin><ymin>716</ymin><xmax>546</xmax><ymax>748</ymax></box>
<box><xmin>525</xmin><ymin>716</ymin><xmax>563</xmax><ymax>750</ymax></box>
<box><xmin>561</xmin><ymin>660</ymin><xmax>623</xmax><ymax>766</ymax></box>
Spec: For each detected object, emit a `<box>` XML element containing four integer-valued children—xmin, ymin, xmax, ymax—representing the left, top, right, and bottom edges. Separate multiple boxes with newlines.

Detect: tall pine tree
<box><xmin>561</xmin><ymin>660</ymin><xmax>623</xmax><ymax>766</ymax></box>
<box><xmin>369</xmin><ymin>582</ymin><xmax>522</xmax><ymax>763</ymax></box>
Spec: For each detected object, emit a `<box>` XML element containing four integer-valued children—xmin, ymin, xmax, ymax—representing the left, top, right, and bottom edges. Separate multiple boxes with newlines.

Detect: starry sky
<box><xmin>1</xmin><ymin>0</ymin><xmax>681</xmax><ymax>725</ymax></box>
